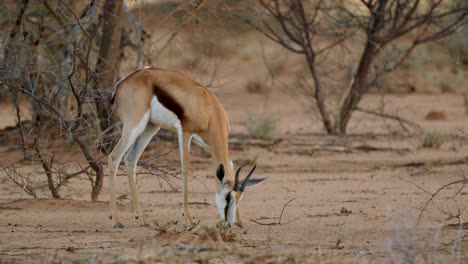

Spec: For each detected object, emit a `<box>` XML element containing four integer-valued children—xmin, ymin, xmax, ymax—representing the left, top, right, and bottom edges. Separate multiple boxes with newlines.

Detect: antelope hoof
<box><xmin>187</xmin><ymin>222</ymin><xmax>196</xmax><ymax>230</ymax></box>
<box><xmin>134</xmin><ymin>216</ymin><xmax>139</xmax><ymax>220</ymax></box>
<box><xmin>141</xmin><ymin>223</ymin><xmax>150</xmax><ymax>228</ymax></box>
<box><xmin>235</xmin><ymin>222</ymin><xmax>244</xmax><ymax>229</ymax></box>
<box><xmin>186</xmin><ymin>220</ymin><xmax>200</xmax><ymax>231</ymax></box>
<box><xmin>113</xmin><ymin>223</ymin><xmax>124</xmax><ymax>228</ymax></box>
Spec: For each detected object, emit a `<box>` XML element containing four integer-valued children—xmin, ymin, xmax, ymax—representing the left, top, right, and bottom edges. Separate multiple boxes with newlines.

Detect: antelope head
<box><xmin>215</xmin><ymin>163</ymin><xmax>267</xmax><ymax>227</ymax></box>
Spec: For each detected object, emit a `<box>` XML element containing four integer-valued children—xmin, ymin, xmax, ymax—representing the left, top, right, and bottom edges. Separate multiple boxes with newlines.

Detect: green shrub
<box><xmin>246</xmin><ymin>116</ymin><xmax>277</xmax><ymax>139</ymax></box>
<box><xmin>420</xmin><ymin>132</ymin><xmax>447</xmax><ymax>148</ymax></box>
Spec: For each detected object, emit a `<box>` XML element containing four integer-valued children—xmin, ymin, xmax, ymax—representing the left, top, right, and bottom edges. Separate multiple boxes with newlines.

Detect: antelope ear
<box><xmin>216</xmin><ymin>164</ymin><xmax>225</xmax><ymax>183</ymax></box>
<box><xmin>239</xmin><ymin>178</ymin><xmax>268</xmax><ymax>189</ymax></box>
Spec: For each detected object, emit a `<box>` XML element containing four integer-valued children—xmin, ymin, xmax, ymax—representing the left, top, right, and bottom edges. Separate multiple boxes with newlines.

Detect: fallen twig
<box><xmin>250</xmin><ymin>198</ymin><xmax>298</xmax><ymax>226</ymax></box>
<box><xmin>306</xmin><ymin>207</ymin><xmax>353</xmax><ymax>218</ymax></box>
<box><xmin>390</xmin><ymin>156</ymin><xmax>468</xmax><ymax>169</ymax></box>
<box><xmin>443</xmin><ymin>233</ymin><xmax>468</xmax><ymax>246</ymax></box>
<box><xmin>229</xmin><ymin>138</ymin><xmax>283</xmax><ymax>150</ymax></box>
<box><xmin>415</xmin><ymin>178</ymin><xmax>467</xmax><ymax>228</ymax></box>
<box><xmin>284</xmin><ymin>144</ymin><xmax>409</xmax><ymax>153</ymax></box>
<box><xmin>399</xmin><ymin>177</ymin><xmax>432</xmax><ymax>195</ymax></box>
<box><xmin>356</xmin><ymin>107</ymin><xmax>424</xmax><ymax>134</ymax></box>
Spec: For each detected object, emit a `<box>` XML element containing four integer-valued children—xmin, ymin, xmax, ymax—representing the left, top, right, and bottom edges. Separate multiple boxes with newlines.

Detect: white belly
<box><xmin>150</xmin><ymin>96</ymin><xmax>181</xmax><ymax>131</ymax></box>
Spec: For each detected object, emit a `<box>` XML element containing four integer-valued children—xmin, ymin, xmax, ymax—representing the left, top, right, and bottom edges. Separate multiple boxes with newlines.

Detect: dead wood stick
<box><xmin>391</xmin><ymin>156</ymin><xmax>468</xmax><ymax>169</ymax></box>
<box><xmin>415</xmin><ymin>178</ymin><xmax>467</xmax><ymax>228</ymax></box>
<box><xmin>250</xmin><ymin>198</ymin><xmax>298</xmax><ymax>226</ymax></box>
<box><xmin>444</xmin><ymin>233</ymin><xmax>468</xmax><ymax>246</ymax></box>
<box><xmin>356</xmin><ymin>107</ymin><xmax>423</xmax><ymax>134</ymax></box>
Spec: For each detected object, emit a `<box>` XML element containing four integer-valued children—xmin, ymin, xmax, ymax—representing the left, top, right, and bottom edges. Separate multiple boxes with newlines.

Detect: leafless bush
<box><xmin>0</xmin><ymin>0</ymin><xmax>215</xmax><ymax>200</ymax></box>
<box><xmin>1</xmin><ymin>164</ymin><xmax>38</xmax><ymax>199</ymax></box>
<box><xmin>1</xmin><ymin>0</ymin><xmax>109</xmax><ymax>200</ymax></box>
<box><xmin>0</xmin><ymin>0</ymin><xmax>150</xmax><ymax>200</ymax></box>
<box><xmin>250</xmin><ymin>0</ymin><xmax>467</xmax><ymax>134</ymax></box>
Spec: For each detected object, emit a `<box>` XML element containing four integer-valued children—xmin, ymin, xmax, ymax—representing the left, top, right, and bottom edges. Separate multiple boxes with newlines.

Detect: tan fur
<box><xmin>113</xmin><ymin>68</ymin><xmax>234</xmax><ymax>177</ymax></box>
<box><xmin>108</xmin><ymin>68</ymin><xmax>236</xmax><ymax>227</ymax></box>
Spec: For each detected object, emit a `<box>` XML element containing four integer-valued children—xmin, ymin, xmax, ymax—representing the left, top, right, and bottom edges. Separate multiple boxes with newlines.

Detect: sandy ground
<box><xmin>1</xmin><ymin>1</ymin><xmax>467</xmax><ymax>262</ymax></box>
<box><xmin>0</xmin><ymin>91</ymin><xmax>467</xmax><ymax>263</ymax></box>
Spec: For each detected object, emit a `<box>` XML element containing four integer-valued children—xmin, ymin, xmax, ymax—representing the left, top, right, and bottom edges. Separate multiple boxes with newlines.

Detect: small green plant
<box><xmin>333</xmin><ymin>223</ymin><xmax>346</xmax><ymax>250</ymax></box>
<box><xmin>420</xmin><ymin>132</ymin><xmax>447</xmax><ymax>148</ymax></box>
<box><xmin>152</xmin><ymin>218</ymin><xmax>178</xmax><ymax>233</ymax></box>
<box><xmin>246</xmin><ymin>116</ymin><xmax>277</xmax><ymax>139</ymax></box>
<box><xmin>192</xmin><ymin>220</ymin><xmax>236</xmax><ymax>242</ymax></box>
<box><xmin>216</xmin><ymin>219</ymin><xmax>231</xmax><ymax>231</ymax></box>
<box><xmin>214</xmin><ymin>220</ymin><xmax>236</xmax><ymax>241</ymax></box>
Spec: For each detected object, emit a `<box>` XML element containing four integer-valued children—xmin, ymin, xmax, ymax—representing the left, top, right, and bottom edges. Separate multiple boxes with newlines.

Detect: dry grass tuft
<box><xmin>192</xmin><ymin>222</ymin><xmax>237</xmax><ymax>243</ymax></box>
<box><xmin>152</xmin><ymin>217</ymin><xmax>179</xmax><ymax>234</ymax></box>
<box><xmin>246</xmin><ymin>116</ymin><xmax>277</xmax><ymax>139</ymax></box>
<box><xmin>78</xmin><ymin>243</ymin><xmax>324</xmax><ymax>264</ymax></box>
<box><xmin>420</xmin><ymin>132</ymin><xmax>447</xmax><ymax>148</ymax></box>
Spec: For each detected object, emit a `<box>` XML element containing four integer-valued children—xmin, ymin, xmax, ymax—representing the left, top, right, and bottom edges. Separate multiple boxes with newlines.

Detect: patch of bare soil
<box><xmin>1</xmin><ymin>93</ymin><xmax>467</xmax><ymax>263</ymax></box>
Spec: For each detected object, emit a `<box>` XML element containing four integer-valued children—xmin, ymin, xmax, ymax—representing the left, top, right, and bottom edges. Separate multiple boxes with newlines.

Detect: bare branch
<box><xmin>153</xmin><ymin>0</ymin><xmax>206</xmax><ymax>62</ymax></box>
<box><xmin>355</xmin><ymin>106</ymin><xmax>423</xmax><ymax>134</ymax></box>
<box><xmin>415</xmin><ymin>178</ymin><xmax>468</xmax><ymax>228</ymax></box>
<box><xmin>249</xmin><ymin>198</ymin><xmax>298</xmax><ymax>225</ymax></box>
<box><xmin>56</xmin><ymin>0</ymin><xmax>91</xmax><ymax>39</ymax></box>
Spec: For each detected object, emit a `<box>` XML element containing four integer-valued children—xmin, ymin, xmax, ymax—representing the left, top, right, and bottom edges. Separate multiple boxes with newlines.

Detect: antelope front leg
<box><xmin>178</xmin><ymin>130</ymin><xmax>196</xmax><ymax>227</ymax></box>
<box><xmin>107</xmin><ymin>120</ymin><xmax>148</xmax><ymax>228</ymax></box>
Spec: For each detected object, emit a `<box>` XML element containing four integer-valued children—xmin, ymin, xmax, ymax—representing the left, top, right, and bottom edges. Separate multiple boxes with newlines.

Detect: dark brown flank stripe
<box><xmin>153</xmin><ymin>85</ymin><xmax>185</xmax><ymax>121</ymax></box>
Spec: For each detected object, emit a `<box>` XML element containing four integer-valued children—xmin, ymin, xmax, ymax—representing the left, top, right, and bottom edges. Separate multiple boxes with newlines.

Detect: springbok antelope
<box><xmin>108</xmin><ymin>67</ymin><xmax>266</xmax><ymax>228</ymax></box>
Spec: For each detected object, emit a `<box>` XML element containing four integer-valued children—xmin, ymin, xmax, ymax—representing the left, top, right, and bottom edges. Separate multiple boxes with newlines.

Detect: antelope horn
<box><xmin>240</xmin><ymin>164</ymin><xmax>257</xmax><ymax>192</ymax></box>
<box><xmin>233</xmin><ymin>163</ymin><xmax>247</xmax><ymax>191</ymax></box>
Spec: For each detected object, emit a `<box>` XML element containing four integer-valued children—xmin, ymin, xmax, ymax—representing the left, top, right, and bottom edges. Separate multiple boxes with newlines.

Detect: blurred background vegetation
<box><xmin>0</xmin><ymin>0</ymin><xmax>466</xmax><ymax>199</ymax></box>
